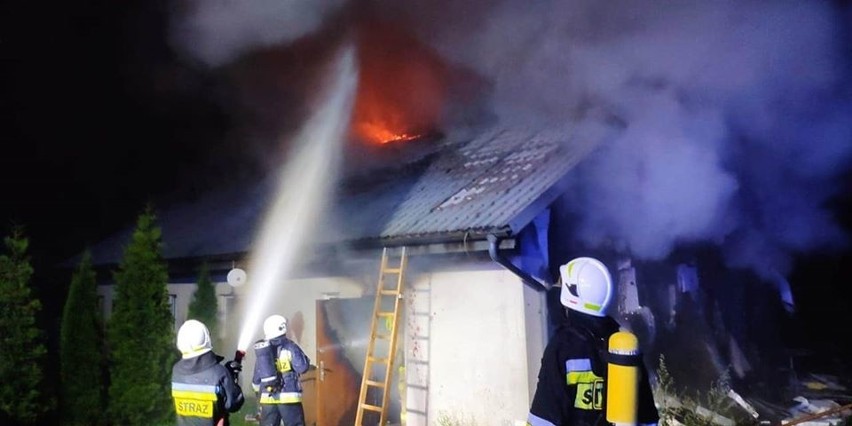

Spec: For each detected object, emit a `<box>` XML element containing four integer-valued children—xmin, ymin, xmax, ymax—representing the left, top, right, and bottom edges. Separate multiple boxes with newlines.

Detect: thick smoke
<box><xmin>167</xmin><ymin>0</ymin><xmax>852</xmax><ymax>279</ymax></box>
<box><xmin>169</xmin><ymin>0</ymin><xmax>345</xmax><ymax>67</ymax></box>
<box><xmin>384</xmin><ymin>0</ymin><xmax>852</xmax><ymax>277</ymax></box>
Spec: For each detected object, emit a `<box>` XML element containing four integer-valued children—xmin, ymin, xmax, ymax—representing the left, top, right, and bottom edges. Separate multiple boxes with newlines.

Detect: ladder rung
<box><xmin>361</xmin><ymin>403</ymin><xmax>383</xmax><ymax>412</ymax></box>
<box><xmin>356</xmin><ymin>246</ymin><xmax>407</xmax><ymax>425</ymax></box>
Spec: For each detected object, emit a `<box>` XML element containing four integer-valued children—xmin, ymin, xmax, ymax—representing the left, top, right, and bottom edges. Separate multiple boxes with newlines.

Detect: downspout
<box><xmin>487</xmin><ymin>233</ymin><xmax>549</xmax><ymax>292</ymax></box>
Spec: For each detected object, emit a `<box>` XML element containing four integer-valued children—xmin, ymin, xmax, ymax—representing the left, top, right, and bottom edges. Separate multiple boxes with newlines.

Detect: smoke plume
<box><xmin>168</xmin><ymin>0</ymin><xmax>851</xmax><ymax>279</ymax></box>
<box><xmin>381</xmin><ymin>0</ymin><xmax>852</xmax><ymax>277</ymax></box>
<box><xmin>169</xmin><ymin>0</ymin><xmax>345</xmax><ymax>67</ymax></box>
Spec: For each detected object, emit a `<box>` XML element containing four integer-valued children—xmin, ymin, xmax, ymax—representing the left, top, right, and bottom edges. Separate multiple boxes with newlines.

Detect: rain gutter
<box><xmin>347</xmin><ymin>228</ymin><xmax>513</xmax><ymax>253</ymax></box>
<box><xmin>487</xmin><ymin>233</ymin><xmax>549</xmax><ymax>292</ymax></box>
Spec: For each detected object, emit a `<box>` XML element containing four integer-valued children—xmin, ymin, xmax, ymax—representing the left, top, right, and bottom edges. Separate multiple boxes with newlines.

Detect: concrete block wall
<box><xmin>404</xmin><ymin>267</ymin><xmax>546</xmax><ymax>426</ymax></box>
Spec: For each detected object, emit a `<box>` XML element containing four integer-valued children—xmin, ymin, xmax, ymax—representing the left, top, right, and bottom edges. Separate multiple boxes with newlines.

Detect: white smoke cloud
<box><xmin>388</xmin><ymin>0</ymin><xmax>852</xmax><ymax>277</ymax></box>
<box><xmin>169</xmin><ymin>0</ymin><xmax>345</xmax><ymax>67</ymax></box>
<box><xmin>575</xmin><ymin>91</ymin><xmax>739</xmax><ymax>259</ymax></box>
<box><xmin>168</xmin><ymin>0</ymin><xmax>852</xmax><ymax>278</ymax></box>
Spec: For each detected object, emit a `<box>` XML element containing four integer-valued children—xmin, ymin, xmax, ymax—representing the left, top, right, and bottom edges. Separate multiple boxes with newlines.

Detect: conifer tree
<box><xmin>60</xmin><ymin>251</ymin><xmax>106</xmax><ymax>426</ymax></box>
<box><xmin>107</xmin><ymin>209</ymin><xmax>176</xmax><ymax>426</ymax></box>
<box><xmin>187</xmin><ymin>262</ymin><xmax>218</xmax><ymax>341</ymax></box>
<box><xmin>0</xmin><ymin>229</ymin><xmax>51</xmax><ymax>424</ymax></box>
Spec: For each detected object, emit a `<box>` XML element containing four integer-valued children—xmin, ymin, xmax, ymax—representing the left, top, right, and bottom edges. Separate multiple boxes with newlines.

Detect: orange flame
<box><xmin>351</xmin><ymin>20</ymin><xmax>447</xmax><ymax>145</ymax></box>
<box><xmin>354</xmin><ymin>122</ymin><xmax>421</xmax><ymax>144</ymax></box>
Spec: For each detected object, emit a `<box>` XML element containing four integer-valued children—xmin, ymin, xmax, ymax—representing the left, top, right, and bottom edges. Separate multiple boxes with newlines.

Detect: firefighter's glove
<box><xmin>225</xmin><ymin>360</ymin><xmax>242</xmax><ymax>378</ymax></box>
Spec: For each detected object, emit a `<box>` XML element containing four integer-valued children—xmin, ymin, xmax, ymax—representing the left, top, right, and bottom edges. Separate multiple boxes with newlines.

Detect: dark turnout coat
<box><xmin>251</xmin><ymin>335</ymin><xmax>311</xmax><ymax>404</ymax></box>
<box><xmin>172</xmin><ymin>351</ymin><xmax>245</xmax><ymax>426</ymax></box>
<box><xmin>528</xmin><ymin>312</ymin><xmax>659</xmax><ymax>426</ymax></box>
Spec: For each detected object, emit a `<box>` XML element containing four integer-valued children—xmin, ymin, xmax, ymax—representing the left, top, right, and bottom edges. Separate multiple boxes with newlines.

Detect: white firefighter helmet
<box><xmin>176</xmin><ymin>319</ymin><xmax>213</xmax><ymax>359</ymax></box>
<box><xmin>559</xmin><ymin>257</ymin><xmax>614</xmax><ymax>317</ymax></box>
<box><xmin>263</xmin><ymin>314</ymin><xmax>288</xmax><ymax>340</ymax></box>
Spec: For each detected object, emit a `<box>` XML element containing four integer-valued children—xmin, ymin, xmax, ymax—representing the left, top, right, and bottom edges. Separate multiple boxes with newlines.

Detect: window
<box><xmin>97</xmin><ymin>295</ymin><xmax>107</xmax><ymax>328</ymax></box>
<box><xmin>217</xmin><ymin>295</ymin><xmax>235</xmax><ymax>340</ymax></box>
<box><xmin>168</xmin><ymin>294</ymin><xmax>177</xmax><ymax>319</ymax></box>
<box><xmin>99</xmin><ymin>294</ymin><xmax>113</xmax><ymax>320</ymax></box>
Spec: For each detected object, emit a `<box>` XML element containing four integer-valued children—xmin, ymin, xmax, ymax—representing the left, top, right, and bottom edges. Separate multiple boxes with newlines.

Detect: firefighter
<box><xmin>172</xmin><ymin>319</ymin><xmax>245</xmax><ymax>426</ymax></box>
<box><xmin>528</xmin><ymin>257</ymin><xmax>659</xmax><ymax>426</ymax></box>
<box><xmin>252</xmin><ymin>314</ymin><xmax>311</xmax><ymax>426</ymax></box>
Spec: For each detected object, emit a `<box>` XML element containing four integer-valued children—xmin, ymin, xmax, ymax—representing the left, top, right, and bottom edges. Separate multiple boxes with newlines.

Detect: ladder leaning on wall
<box><xmin>355</xmin><ymin>246</ymin><xmax>408</xmax><ymax>426</ymax></box>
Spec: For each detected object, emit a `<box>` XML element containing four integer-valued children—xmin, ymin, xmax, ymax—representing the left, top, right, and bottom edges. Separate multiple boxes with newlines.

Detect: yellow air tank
<box><xmin>606</xmin><ymin>330</ymin><xmax>640</xmax><ymax>425</ymax></box>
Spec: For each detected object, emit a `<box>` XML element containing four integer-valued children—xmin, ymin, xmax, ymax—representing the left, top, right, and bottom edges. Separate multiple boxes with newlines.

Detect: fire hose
<box><xmin>227</xmin><ymin>349</ymin><xmax>246</xmax><ymax>381</ymax></box>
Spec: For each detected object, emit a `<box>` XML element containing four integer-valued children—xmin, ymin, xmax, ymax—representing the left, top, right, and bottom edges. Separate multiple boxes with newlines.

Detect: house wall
<box><xmin>98</xmin><ymin>276</ymin><xmax>364</xmax><ymax>357</ymax></box>
<box><xmin>247</xmin><ymin>276</ymin><xmax>366</xmax><ymax>361</ymax></box>
<box><xmin>99</xmin><ymin>276</ymin><xmax>365</xmax><ymax>406</ymax></box>
<box><xmin>95</xmin><ymin>265</ymin><xmax>549</xmax><ymax>426</ymax></box>
<box><xmin>523</xmin><ymin>280</ymin><xmax>548</xmax><ymax>400</ymax></box>
<box><xmin>404</xmin><ymin>266</ymin><xmax>546</xmax><ymax>426</ymax></box>
<box><xmin>96</xmin><ymin>285</ymin><xmax>111</xmax><ymax>320</ymax></box>
<box><xmin>220</xmin><ymin>276</ymin><xmax>364</xmax><ymax>395</ymax></box>
<box><xmin>96</xmin><ymin>282</ymin><xmax>237</xmax><ymax>333</ymax></box>
<box><xmin>168</xmin><ymin>282</ymin><xmax>200</xmax><ymax>330</ymax></box>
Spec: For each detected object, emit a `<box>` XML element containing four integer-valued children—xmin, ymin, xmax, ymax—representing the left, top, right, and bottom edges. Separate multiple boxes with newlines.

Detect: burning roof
<box><xmin>350</xmin><ymin>20</ymin><xmax>449</xmax><ymax>145</ymax></box>
<box><xmin>81</xmin><ymin>122</ymin><xmax>614</xmax><ymax>266</ymax></box>
<box><xmin>353</xmin><ymin>125</ymin><xmax>608</xmax><ymax>244</ymax></box>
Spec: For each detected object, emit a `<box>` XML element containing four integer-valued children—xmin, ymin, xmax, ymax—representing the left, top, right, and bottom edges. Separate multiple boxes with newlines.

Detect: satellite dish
<box><xmin>227</xmin><ymin>268</ymin><xmax>247</xmax><ymax>287</ymax></box>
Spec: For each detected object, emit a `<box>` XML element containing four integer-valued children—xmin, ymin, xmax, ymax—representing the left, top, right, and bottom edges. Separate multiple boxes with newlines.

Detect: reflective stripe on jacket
<box><xmin>528</xmin><ymin>313</ymin><xmax>659</xmax><ymax>426</ymax></box>
<box><xmin>172</xmin><ymin>382</ymin><xmax>219</xmax><ymax>418</ymax></box>
<box><xmin>259</xmin><ymin>391</ymin><xmax>304</xmax><ymax>404</ymax></box>
<box><xmin>252</xmin><ymin>336</ymin><xmax>311</xmax><ymax>404</ymax></box>
<box><xmin>172</xmin><ymin>351</ymin><xmax>245</xmax><ymax>426</ymax></box>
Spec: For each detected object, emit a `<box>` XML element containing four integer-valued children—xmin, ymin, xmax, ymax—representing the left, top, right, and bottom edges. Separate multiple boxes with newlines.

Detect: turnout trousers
<box><xmin>260</xmin><ymin>403</ymin><xmax>305</xmax><ymax>426</ymax></box>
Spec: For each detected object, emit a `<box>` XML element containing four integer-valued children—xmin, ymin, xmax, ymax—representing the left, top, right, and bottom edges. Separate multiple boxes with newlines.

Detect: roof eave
<box><xmin>346</xmin><ymin>226</ymin><xmax>515</xmax><ymax>255</ymax></box>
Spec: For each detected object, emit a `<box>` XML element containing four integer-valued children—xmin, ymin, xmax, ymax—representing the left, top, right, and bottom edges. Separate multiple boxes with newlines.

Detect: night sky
<box><xmin>3</xmin><ymin>0</ymin><xmax>240</xmax><ymax>264</ymax></box>
<box><xmin>3</xmin><ymin>0</ymin><xmax>852</xmax><ymax>371</ymax></box>
<box><xmin>1</xmin><ymin>0</ymin><xmax>256</xmax><ymax>358</ymax></box>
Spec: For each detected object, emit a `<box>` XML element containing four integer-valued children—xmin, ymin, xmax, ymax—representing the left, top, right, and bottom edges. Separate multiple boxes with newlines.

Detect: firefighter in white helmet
<box><xmin>527</xmin><ymin>257</ymin><xmax>659</xmax><ymax>426</ymax></box>
<box><xmin>172</xmin><ymin>319</ymin><xmax>244</xmax><ymax>426</ymax></box>
<box><xmin>252</xmin><ymin>314</ymin><xmax>311</xmax><ymax>426</ymax></box>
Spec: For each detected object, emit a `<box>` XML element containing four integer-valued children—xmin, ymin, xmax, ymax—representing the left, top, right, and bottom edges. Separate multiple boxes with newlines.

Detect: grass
<box><xmin>654</xmin><ymin>355</ymin><xmax>756</xmax><ymax>426</ymax></box>
<box><xmin>228</xmin><ymin>397</ymin><xmax>260</xmax><ymax>426</ymax></box>
<box><xmin>435</xmin><ymin>411</ymin><xmax>478</xmax><ymax>426</ymax></box>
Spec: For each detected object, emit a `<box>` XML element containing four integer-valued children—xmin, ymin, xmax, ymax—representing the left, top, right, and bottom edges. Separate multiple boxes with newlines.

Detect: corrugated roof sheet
<box><xmin>376</xmin><ymin>126</ymin><xmax>600</xmax><ymax>240</ymax></box>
